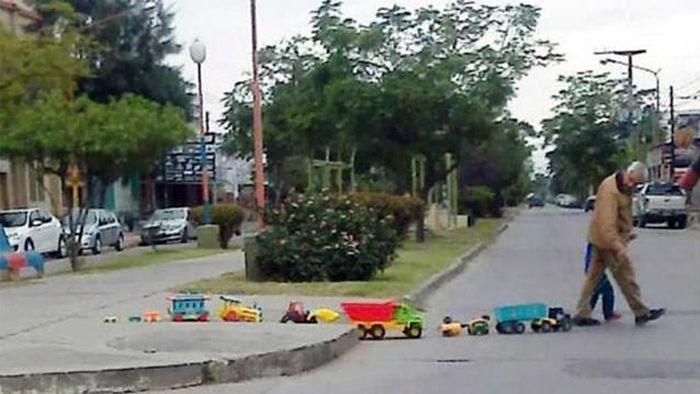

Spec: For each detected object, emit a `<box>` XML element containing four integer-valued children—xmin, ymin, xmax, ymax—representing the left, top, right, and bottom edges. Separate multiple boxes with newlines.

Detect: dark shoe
<box><xmin>573</xmin><ymin>316</ymin><xmax>600</xmax><ymax>326</ymax></box>
<box><xmin>635</xmin><ymin>308</ymin><xmax>665</xmax><ymax>326</ymax></box>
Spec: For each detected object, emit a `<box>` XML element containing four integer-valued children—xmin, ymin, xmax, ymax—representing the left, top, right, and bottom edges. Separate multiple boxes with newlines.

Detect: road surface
<box><xmin>176</xmin><ymin>206</ymin><xmax>700</xmax><ymax>394</ymax></box>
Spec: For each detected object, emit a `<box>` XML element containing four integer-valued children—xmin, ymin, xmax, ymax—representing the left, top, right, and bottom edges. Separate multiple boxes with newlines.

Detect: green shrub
<box><xmin>191</xmin><ymin>204</ymin><xmax>245</xmax><ymax>248</ymax></box>
<box><xmin>350</xmin><ymin>192</ymin><xmax>424</xmax><ymax>239</ymax></box>
<box><xmin>459</xmin><ymin>186</ymin><xmax>496</xmax><ymax>218</ymax></box>
<box><xmin>256</xmin><ymin>193</ymin><xmax>399</xmax><ymax>282</ymax></box>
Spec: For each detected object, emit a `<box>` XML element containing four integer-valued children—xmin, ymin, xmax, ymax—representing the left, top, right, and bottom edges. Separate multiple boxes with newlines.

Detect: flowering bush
<box><xmin>256</xmin><ymin>194</ymin><xmax>399</xmax><ymax>282</ymax></box>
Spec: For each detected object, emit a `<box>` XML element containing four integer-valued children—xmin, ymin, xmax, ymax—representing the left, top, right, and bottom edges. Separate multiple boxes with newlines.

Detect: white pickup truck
<box><xmin>637</xmin><ymin>182</ymin><xmax>688</xmax><ymax>229</ymax></box>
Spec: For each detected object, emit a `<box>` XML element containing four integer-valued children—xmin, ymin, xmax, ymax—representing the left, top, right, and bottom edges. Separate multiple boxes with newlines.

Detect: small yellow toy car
<box><xmin>218</xmin><ymin>295</ymin><xmax>263</xmax><ymax>323</ymax></box>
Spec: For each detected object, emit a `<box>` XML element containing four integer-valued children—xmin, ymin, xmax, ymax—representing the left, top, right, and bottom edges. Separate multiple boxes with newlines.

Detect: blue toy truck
<box><xmin>494</xmin><ymin>303</ymin><xmax>547</xmax><ymax>334</ymax></box>
<box><xmin>0</xmin><ymin>223</ymin><xmax>44</xmax><ymax>280</ymax></box>
<box><xmin>167</xmin><ymin>294</ymin><xmax>210</xmax><ymax>322</ymax></box>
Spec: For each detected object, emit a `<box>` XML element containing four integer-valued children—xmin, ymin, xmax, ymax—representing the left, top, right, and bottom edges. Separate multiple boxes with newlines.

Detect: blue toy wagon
<box><xmin>167</xmin><ymin>294</ymin><xmax>210</xmax><ymax>322</ymax></box>
<box><xmin>494</xmin><ymin>303</ymin><xmax>547</xmax><ymax>334</ymax></box>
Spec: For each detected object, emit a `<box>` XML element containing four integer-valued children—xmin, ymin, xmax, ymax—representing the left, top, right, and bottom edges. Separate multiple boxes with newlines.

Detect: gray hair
<box><xmin>627</xmin><ymin>161</ymin><xmax>648</xmax><ymax>183</ymax></box>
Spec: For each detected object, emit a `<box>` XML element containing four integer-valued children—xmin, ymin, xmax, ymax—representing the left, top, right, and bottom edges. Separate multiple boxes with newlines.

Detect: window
<box><xmin>0</xmin><ymin>212</ymin><xmax>27</xmax><ymax>228</ymax></box>
<box><xmin>646</xmin><ymin>184</ymin><xmax>684</xmax><ymax>196</ymax></box>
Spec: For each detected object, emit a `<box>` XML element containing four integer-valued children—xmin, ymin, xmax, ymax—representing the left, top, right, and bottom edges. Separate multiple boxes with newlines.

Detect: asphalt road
<box><xmin>176</xmin><ymin>206</ymin><xmax>700</xmax><ymax>394</ymax></box>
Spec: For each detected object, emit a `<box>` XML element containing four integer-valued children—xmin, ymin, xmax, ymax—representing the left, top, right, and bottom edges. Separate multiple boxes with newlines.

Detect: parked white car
<box><xmin>556</xmin><ymin>194</ymin><xmax>579</xmax><ymax>208</ymax></box>
<box><xmin>140</xmin><ymin>207</ymin><xmax>196</xmax><ymax>244</ymax></box>
<box><xmin>0</xmin><ymin>208</ymin><xmax>66</xmax><ymax>257</ymax></box>
<box><xmin>62</xmin><ymin>209</ymin><xmax>125</xmax><ymax>255</ymax></box>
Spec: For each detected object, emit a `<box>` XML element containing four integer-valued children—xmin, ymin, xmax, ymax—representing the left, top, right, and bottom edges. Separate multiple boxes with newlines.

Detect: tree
<box><xmin>221</xmin><ymin>0</ymin><xmax>562</xmax><ymax>206</ymax></box>
<box><xmin>541</xmin><ymin>71</ymin><xmax>653</xmax><ymax>198</ymax></box>
<box><xmin>0</xmin><ymin>23</ymin><xmax>191</xmax><ymax>270</ymax></box>
<box><xmin>33</xmin><ymin>0</ymin><xmax>192</xmax><ymax>113</ymax></box>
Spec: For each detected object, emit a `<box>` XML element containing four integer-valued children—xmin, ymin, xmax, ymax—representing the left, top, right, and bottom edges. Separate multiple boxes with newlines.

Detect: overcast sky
<box><xmin>165</xmin><ymin>0</ymin><xmax>700</xmax><ymax>170</ymax></box>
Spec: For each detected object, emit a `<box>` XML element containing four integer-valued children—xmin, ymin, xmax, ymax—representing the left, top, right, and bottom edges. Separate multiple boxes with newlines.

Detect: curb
<box><xmin>0</xmin><ymin>329</ymin><xmax>357</xmax><ymax>394</ymax></box>
<box><xmin>406</xmin><ymin>222</ymin><xmax>509</xmax><ymax>308</ymax></box>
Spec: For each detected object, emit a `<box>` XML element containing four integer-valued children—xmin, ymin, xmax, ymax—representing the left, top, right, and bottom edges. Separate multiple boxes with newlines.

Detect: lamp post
<box><xmin>189</xmin><ymin>39</ymin><xmax>211</xmax><ymax>224</ymax></box>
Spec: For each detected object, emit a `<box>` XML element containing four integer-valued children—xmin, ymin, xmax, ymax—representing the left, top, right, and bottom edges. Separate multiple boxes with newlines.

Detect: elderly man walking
<box><xmin>573</xmin><ymin>162</ymin><xmax>665</xmax><ymax>326</ymax></box>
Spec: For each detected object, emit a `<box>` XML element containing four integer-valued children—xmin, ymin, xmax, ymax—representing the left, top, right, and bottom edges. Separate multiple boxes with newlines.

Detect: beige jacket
<box><xmin>588</xmin><ymin>173</ymin><xmax>633</xmax><ymax>251</ymax></box>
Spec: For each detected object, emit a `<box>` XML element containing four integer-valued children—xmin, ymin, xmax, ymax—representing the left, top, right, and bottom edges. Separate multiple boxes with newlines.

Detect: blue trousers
<box><xmin>589</xmin><ymin>274</ymin><xmax>615</xmax><ymax>319</ymax></box>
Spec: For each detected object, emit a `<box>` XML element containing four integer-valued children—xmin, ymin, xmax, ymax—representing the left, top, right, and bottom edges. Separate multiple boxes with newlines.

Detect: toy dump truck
<box><xmin>341</xmin><ymin>300</ymin><xmax>424</xmax><ymax>340</ymax></box>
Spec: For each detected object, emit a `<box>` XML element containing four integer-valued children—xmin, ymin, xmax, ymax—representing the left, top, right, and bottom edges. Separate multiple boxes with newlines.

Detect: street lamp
<box><xmin>600</xmin><ymin>58</ymin><xmax>660</xmax><ymax>111</ymax></box>
<box><xmin>189</xmin><ymin>39</ymin><xmax>211</xmax><ymax>224</ymax></box>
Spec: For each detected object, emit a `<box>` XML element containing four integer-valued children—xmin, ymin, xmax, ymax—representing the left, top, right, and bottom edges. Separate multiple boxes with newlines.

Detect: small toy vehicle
<box><xmin>439</xmin><ymin>316</ymin><xmax>465</xmax><ymax>337</ymax></box>
<box><xmin>439</xmin><ymin>315</ymin><xmax>490</xmax><ymax>336</ymax></box>
<box><xmin>218</xmin><ymin>295</ymin><xmax>262</xmax><ymax>322</ymax></box>
<box><xmin>531</xmin><ymin>307</ymin><xmax>572</xmax><ymax>333</ymax></box>
<box><xmin>103</xmin><ymin>316</ymin><xmax>117</xmax><ymax>323</ymax></box>
<box><xmin>341</xmin><ymin>300</ymin><xmax>424</xmax><ymax>340</ymax></box>
<box><xmin>167</xmin><ymin>294</ymin><xmax>209</xmax><ymax>322</ymax></box>
<box><xmin>466</xmin><ymin>315</ymin><xmax>491</xmax><ymax>335</ymax></box>
<box><xmin>143</xmin><ymin>310</ymin><xmax>161</xmax><ymax>322</ymax></box>
<box><xmin>494</xmin><ymin>303</ymin><xmax>547</xmax><ymax>335</ymax></box>
<box><xmin>280</xmin><ymin>302</ymin><xmax>339</xmax><ymax>324</ymax></box>
<box><xmin>0</xmin><ymin>223</ymin><xmax>45</xmax><ymax>280</ymax></box>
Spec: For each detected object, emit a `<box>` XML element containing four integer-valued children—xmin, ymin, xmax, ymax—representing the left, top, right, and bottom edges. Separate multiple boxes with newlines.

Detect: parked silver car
<box><xmin>62</xmin><ymin>209</ymin><xmax>124</xmax><ymax>255</ymax></box>
<box><xmin>140</xmin><ymin>207</ymin><xmax>196</xmax><ymax>244</ymax></box>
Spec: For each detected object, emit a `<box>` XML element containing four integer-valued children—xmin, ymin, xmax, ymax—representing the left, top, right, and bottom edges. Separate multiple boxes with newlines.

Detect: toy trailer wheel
<box><xmin>540</xmin><ymin>321</ymin><xmax>552</xmax><ymax>333</ymax></box>
<box><xmin>495</xmin><ymin>322</ymin><xmax>504</xmax><ymax>334</ymax></box>
<box><xmin>405</xmin><ymin>323</ymin><xmax>422</xmax><ymax>339</ymax></box>
<box><xmin>280</xmin><ymin>315</ymin><xmax>291</xmax><ymax>323</ymax></box>
<box><xmin>531</xmin><ymin>321</ymin><xmax>540</xmax><ymax>333</ymax></box>
<box><xmin>370</xmin><ymin>324</ymin><xmax>386</xmax><ymax>340</ymax></box>
<box><xmin>514</xmin><ymin>322</ymin><xmax>526</xmax><ymax>334</ymax></box>
<box><xmin>356</xmin><ymin>326</ymin><xmax>369</xmax><ymax>340</ymax></box>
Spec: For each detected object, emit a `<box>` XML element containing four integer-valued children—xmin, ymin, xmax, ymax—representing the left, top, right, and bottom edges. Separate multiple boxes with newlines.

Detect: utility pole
<box><xmin>670</xmin><ymin>85</ymin><xmax>676</xmax><ymax>180</ymax></box>
<box><xmin>250</xmin><ymin>0</ymin><xmax>266</xmax><ymax>229</ymax></box>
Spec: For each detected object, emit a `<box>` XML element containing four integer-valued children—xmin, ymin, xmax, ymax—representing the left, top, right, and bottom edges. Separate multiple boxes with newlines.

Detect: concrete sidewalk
<box><xmin>0</xmin><ymin>251</ymin><xmax>358</xmax><ymax>393</ymax></box>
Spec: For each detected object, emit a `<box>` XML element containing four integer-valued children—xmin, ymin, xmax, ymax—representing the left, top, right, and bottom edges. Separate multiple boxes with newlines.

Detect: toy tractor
<box><xmin>280</xmin><ymin>302</ymin><xmax>339</xmax><ymax>324</ymax></box>
<box><xmin>466</xmin><ymin>315</ymin><xmax>491</xmax><ymax>336</ymax></box>
<box><xmin>531</xmin><ymin>307</ymin><xmax>572</xmax><ymax>333</ymax></box>
<box><xmin>439</xmin><ymin>315</ymin><xmax>490</xmax><ymax>337</ymax></box>
<box><xmin>218</xmin><ymin>295</ymin><xmax>263</xmax><ymax>323</ymax></box>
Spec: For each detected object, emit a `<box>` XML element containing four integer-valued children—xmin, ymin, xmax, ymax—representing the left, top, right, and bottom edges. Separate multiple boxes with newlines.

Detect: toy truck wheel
<box><xmin>496</xmin><ymin>322</ymin><xmax>504</xmax><ymax>334</ymax></box>
<box><xmin>514</xmin><ymin>322</ymin><xmax>526</xmax><ymax>334</ymax></box>
<box><xmin>561</xmin><ymin>318</ymin><xmax>572</xmax><ymax>332</ymax></box>
<box><xmin>356</xmin><ymin>326</ymin><xmax>369</xmax><ymax>340</ymax></box>
<box><xmin>370</xmin><ymin>324</ymin><xmax>386</xmax><ymax>339</ymax></box>
<box><xmin>405</xmin><ymin>323</ymin><xmax>422</xmax><ymax>339</ymax></box>
<box><xmin>540</xmin><ymin>321</ymin><xmax>552</xmax><ymax>333</ymax></box>
<box><xmin>280</xmin><ymin>315</ymin><xmax>291</xmax><ymax>323</ymax></box>
<box><xmin>531</xmin><ymin>321</ymin><xmax>541</xmax><ymax>333</ymax></box>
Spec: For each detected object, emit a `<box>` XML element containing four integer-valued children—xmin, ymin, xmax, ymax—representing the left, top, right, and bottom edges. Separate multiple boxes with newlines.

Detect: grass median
<box><xmin>176</xmin><ymin>218</ymin><xmax>505</xmax><ymax>298</ymax></box>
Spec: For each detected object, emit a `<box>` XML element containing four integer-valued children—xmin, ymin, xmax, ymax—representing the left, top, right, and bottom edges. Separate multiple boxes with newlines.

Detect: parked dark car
<box><xmin>528</xmin><ymin>196</ymin><xmax>545</xmax><ymax>208</ymax></box>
